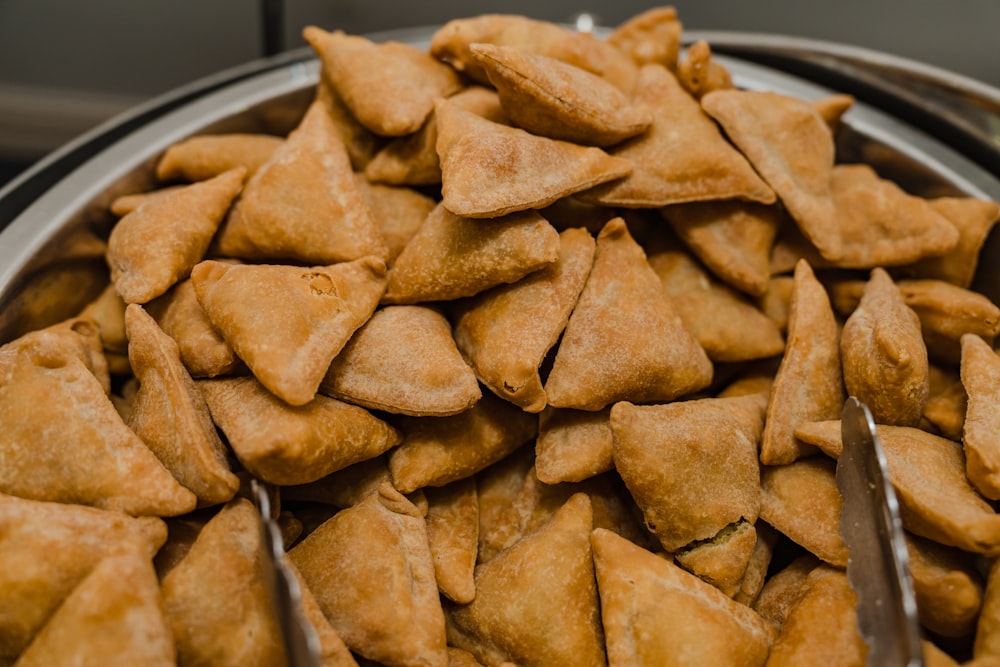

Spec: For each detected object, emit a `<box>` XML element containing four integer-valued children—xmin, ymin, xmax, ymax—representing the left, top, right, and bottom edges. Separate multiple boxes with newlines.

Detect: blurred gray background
<box><xmin>1</xmin><ymin>0</ymin><xmax>998</xmax><ymax>179</ymax></box>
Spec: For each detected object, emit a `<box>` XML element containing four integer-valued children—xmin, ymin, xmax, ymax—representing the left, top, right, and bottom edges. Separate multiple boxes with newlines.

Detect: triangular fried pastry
<box><xmin>758</xmin><ymin>275</ymin><xmax>795</xmax><ymax>335</ymax></box>
<box><xmin>314</xmin><ymin>73</ymin><xmax>379</xmax><ymax>171</ymax></box>
<box><xmin>826</xmin><ymin>163</ymin><xmax>960</xmax><ymax>268</ymax></box>
<box><xmin>364</xmin><ymin>86</ymin><xmax>505</xmax><ymax>188</ymax></box>
<box><xmin>388</xmin><ymin>393</ymin><xmax>537</xmax><ymax>494</ymax></box>
<box><xmin>768</xmin><ymin>215</ymin><xmax>830</xmax><ymax>276</ymax></box>
<box><xmin>812</xmin><ymin>93</ymin><xmax>855</xmax><ymax>133</ymax></box>
<box><xmin>829</xmin><ymin>277</ymin><xmax>1000</xmax><ymax>365</ymax></box>
<box><xmin>545</xmin><ymin>218</ymin><xmax>713</xmax><ymax>411</ymax></box>
<box><xmin>383</xmin><ymin>203</ymin><xmax>560</xmax><ymax>304</ymax></box>
<box><xmin>976</xmin><ymin>558</ymin><xmax>1000</xmax><ymax>659</ymax></box>
<box><xmin>0</xmin><ymin>316</ymin><xmax>111</xmax><ymax>395</ymax></box>
<box><xmin>436</xmin><ymin>101</ymin><xmax>632</xmax><ymax>218</ymax></box>
<box><xmin>453</xmin><ymin>227</ymin><xmax>595</xmax><ymax>412</ymax></box>
<box><xmin>535</xmin><ymin>407</ymin><xmax>613</xmax><ymax>484</ymax></box>
<box><xmin>153</xmin><ymin>512</ymin><xmax>212</xmax><ymax>579</ymax></box>
<box><xmin>0</xmin><ymin>326</ymin><xmax>196</xmax><ymax>515</ymax></box>
<box><xmin>78</xmin><ymin>283</ymin><xmax>128</xmax><ymax>357</ymax></box>
<box><xmin>759</xmin><ymin>456</ymin><xmax>848</xmax><ymax>567</ymax></box>
<box><xmin>592</xmin><ymin>527</ymin><xmax>776</xmax><ymax>666</ymax></box>
<box><xmin>701</xmin><ymin>89</ymin><xmax>842</xmax><ymax>261</ymax></box>
<box><xmin>677</xmin><ymin>40</ymin><xmax>734</xmax><ymax>100</ymax></box>
<box><xmin>0</xmin><ymin>494</ymin><xmax>166</xmax><ymax>661</ymax></box>
<box><xmin>425</xmin><ymin>477</ymin><xmax>479</xmax><ymax>604</ymax></box>
<box><xmin>110</xmin><ymin>185</ymin><xmax>184</xmax><ymax>217</ymax></box>
<box><xmin>107</xmin><ymin>167</ymin><xmax>245</xmax><ymax>304</ymax></box>
<box><xmin>760</xmin><ymin>259</ymin><xmax>843</xmax><ymax>465</ymax></box>
<box><xmin>14</xmin><ymin>545</ymin><xmax>175</xmax><ymax>667</ymax></box>
<box><xmin>906</xmin><ymin>532</ymin><xmax>984</xmax><ymax>638</ymax></box>
<box><xmin>752</xmin><ymin>554</ymin><xmax>820</xmax><ymax>630</ymax></box>
<box><xmin>899</xmin><ymin>196</ymin><xmax>1000</xmax><ymax>288</ymax></box>
<box><xmin>608</xmin><ymin>6</ymin><xmax>683</xmax><ymax>69</ymax></box>
<box><xmin>611</xmin><ymin>395</ymin><xmax>765</xmax><ymax>552</ymax></box>
<box><xmin>840</xmin><ymin>267</ymin><xmax>930</xmax><ymax>427</ymax></box>
<box><xmin>215</xmin><ymin>101</ymin><xmax>388</xmax><ymax>264</ymax></box>
<box><xmin>794</xmin><ymin>420</ymin><xmax>1000</xmax><ymax>556</ymax></box>
<box><xmin>356</xmin><ymin>179</ymin><xmax>436</xmax><ymax>264</ymax></box>
<box><xmin>200</xmin><ymin>376</ymin><xmax>400</xmax><ymax>486</ymax></box>
<box><xmin>646</xmin><ymin>231</ymin><xmax>785</xmax><ymax>362</ymax></box>
<box><xmin>760</xmin><ymin>456</ymin><xmax>848</xmax><ymax>568</ymax></box>
<box><xmin>161</xmin><ymin>499</ymin><xmax>287</xmax><ymax>666</ymax></box>
<box><xmin>470</xmin><ymin>43</ymin><xmax>652</xmax><ymax>146</ymax></box>
<box><xmin>662</xmin><ymin>200</ymin><xmax>784</xmax><ymax>298</ymax></box>
<box><xmin>280</xmin><ymin>455</ymin><xmax>390</xmax><ymax>509</ymax></box>
<box><xmin>192</xmin><ymin>257</ymin><xmax>387</xmax><ymax>406</ymax></box>
<box><xmin>673</xmin><ymin>519</ymin><xmax>758</xmax><ymax>597</ymax></box>
<box><xmin>717</xmin><ymin>358</ymin><xmax>780</xmax><ymax>400</ymax></box>
<box><xmin>733</xmin><ymin>522</ymin><xmax>780</xmax><ymax>607</ymax></box>
<box><xmin>125</xmin><ymin>304</ymin><xmax>239</xmax><ymax>506</ymax></box>
<box><xmin>146</xmin><ymin>277</ymin><xmax>239</xmax><ymax>378</ymax></box>
<box><xmin>580</xmin><ymin>64</ymin><xmax>774</xmax><ymax>208</ymax></box>
<box><xmin>961</xmin><ymin>333</ymin><xmax>1000</xmax><ymax>500</ymax></box>
<box><xmin>474</xmin><ymin>446</ymin><xmax>536</xmax><ymax>563</ymax></box>
<box><xmin>446</xmin><ymin>494</ymin><xmax>605</xmax><ymax>666</ymax></box>
<box><xmin>446</xmin><ymin>647</ymin><xmax>488</xmax><ymax>667</ymax></box>
<box><xmin>305</xmin><ymin>27</ymin><xmax>462</xmax><ymax>136</ymax></box>
<box><xmin>430</xmin><ymin>14</ymin><xmax>638</xmax><ymax>92</ymax></box>
<box><xmin>476</xmin><ymin>465</ymin><xmax>658</xmax><ymax>565</ymax></box>
<box><xmin>764</xmin><ymin>565</ymin><xmax>866</xmax><ymax>666</ymax></box>
<box><xmin>290</xmin><ymin>483</ymin><xmax>448</xmax><ymax>667</ymax></box>
<box><xmin>286</xmin><ymin>559</ymin><xmax>360</xmax><ymax>667</ymax></box>
<box><xmin>923</xmin><ymin>377</ymin><xmax>967</xmax><ymax>442</ymax></box>
<box><xmin>321</xmin><ymin>305</ymin><xmax>481</xmax><ymax>417</ymax></box>
<box><xmin>155</xmin><ymin>133</ymin><xmax>282</xmax><ymax>182</ymax></box>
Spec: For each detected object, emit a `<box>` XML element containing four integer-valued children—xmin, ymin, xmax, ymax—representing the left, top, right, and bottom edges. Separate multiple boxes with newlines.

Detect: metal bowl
<box><xmin>2</xmin><ymin>29</ymin><xmax>1000</xmax><ymax>342</ymax></box>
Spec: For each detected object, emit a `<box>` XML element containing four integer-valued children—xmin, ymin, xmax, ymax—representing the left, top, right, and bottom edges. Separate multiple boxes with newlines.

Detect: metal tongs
<box><xmin>837</xmin><ymin>398</ymin><xmax>923</xmax><ymax>666</ymax></box>
<box><xmin>251</xmin><ymin>480</ymin><xmax>321</xmax><ymax>667</ymax></box>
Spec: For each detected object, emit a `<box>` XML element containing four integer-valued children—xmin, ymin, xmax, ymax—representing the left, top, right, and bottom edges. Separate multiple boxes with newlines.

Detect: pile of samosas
<box><xmin>4</xmin><ymin>6</ymin><xmax>1000</xmax><ymax>666</ymax></box>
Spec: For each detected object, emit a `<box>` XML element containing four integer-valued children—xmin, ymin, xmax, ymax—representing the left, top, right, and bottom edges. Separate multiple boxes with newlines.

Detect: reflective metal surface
<box><xmin>838</xmin><ymin>398</ymin><xmax>922</xmax><ymax>667</ymax></box>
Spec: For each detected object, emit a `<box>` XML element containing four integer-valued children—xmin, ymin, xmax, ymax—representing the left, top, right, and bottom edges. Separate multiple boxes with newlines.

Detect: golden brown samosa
<box><xmin>107</xmin><ymin>167</ymin><xmax>245</xmax><ymax>304</ymax></box>
<box><xmin>0</xmin><ymin>323</ymin><xmax>196</xmax><ymax>516</ymax></box>
<box><xmin>611</xmin><ymin>394</ymin><xmax>765</xmax><ymax>553</ymax></box>
<box><xmin>592</xmin><ymin>527</ymin><xmax>775</xmax><ymax>666</ymax></box>
<box><xmin>304</xmin><ymin>27</ymin><xmax>462</xmax><ymax>137</ymax></box>
<box><xmin>192</xmin><ymin>257</ymin><xmax>386</xmax><ymax>406</ymax></box>
<box><xmin>321</xmin><ymin>305</ymin><xmax>481</xmax><ymax>417</ymax></box>
<box><xmin>215</xmin><ymin>101</ymin><xmax>388</xmax><ymax>265</ymax></box>
<box><xmin>14</xmin><ymin>545</ymin><xmax>176</xmax><ymax>667</ymax></box>
<box><xmin>388</xmin><ymin>393</ymin><xmax>537</xmax><ymax>494</ymax></box>
<box><xmin>545</xmin><ymin>218</ymin><xmax>712</xmax><ymax>411</ymax></box>
<box><xmin>446</xmin><ymin>494</ymin><xmax>606</xmax><ymax>667</ymax></box>
<box><xmin>759</xmin><ymin>260</ymin><xmax>843</xmax><ymax>465</ymax></box>
<box><xmin>469</xmin><ymin>43</ymin><xmax>651</xmax><ymax>146</ymax></box>
<box><xmin>156</xmin><ymin>133</ymin><xmax>281</xmax><ymax>183</ymax></box>
<box><xmin>453</xmin><ymin>227</ymin><xmax>595</xmax><ymax>413</ymax></box>
<box><xmin>0</xmin><ymin>493</ymin><xmax>166</xmax><ymax>661</ymax></box>
<box><xmin>435</xmin><ymin>100</ymin><xmax>632</xmax><ymax>218</ymax></box>
<box><xmin>580</xmin><ymin>64</ymin><xmax>774</xmax><ymax>208</ymax></box>
<box><xmin>161</xmin><ymin>499</ymin><xmax>288</xmax><ymax>666</ymax></box>
<box><xmin>201</xmin><ymin>376</ymin><xmax>400</xmax><ymax>486</ymax></box>
<box><xmin>383</xmin><ymin>203</ymin><xmax>559</xmax><ymax>304</ymax></box>
<box><xmin>840</xmin><ymin>267</ymin><xmax>929</xmax><ymax>427</ymax></box>
<box><xmin>290</xmin><ymin>483</ymin><xmax>448</xmax><ymax>667</ymax></box>
<box><xmin>125</xmin><ymin>304</ymin><xmax>239</xmax><ymax>506</ymax></box>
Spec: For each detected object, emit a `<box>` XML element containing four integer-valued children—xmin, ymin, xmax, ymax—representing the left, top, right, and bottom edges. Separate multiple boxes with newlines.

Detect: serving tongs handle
<box><xmin>688</xmin><ymin>31</ymin><xmax>1000</xmax><ymax>177</ymax></box>
<box><xmin>837</xmin><ymin>398</ymin><xmax>923</xmax><ymax>666</ymax></box>
<box><xmin>250</xmin><ymin>479</ymin><xmax>321</xmax><ymax>667</ymax></box>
